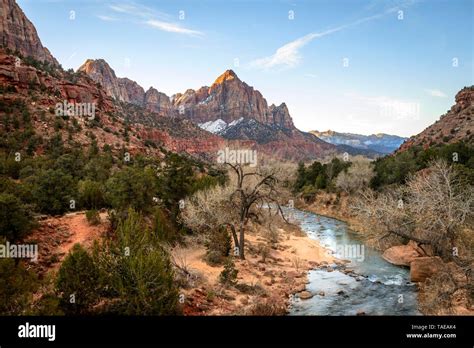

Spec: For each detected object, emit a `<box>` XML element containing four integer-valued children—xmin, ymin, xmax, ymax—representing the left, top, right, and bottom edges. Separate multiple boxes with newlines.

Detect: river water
<box><xmin>287</xmin><ymin>208</ymin><xmax>420</xmax><ymax>316</ymax></box>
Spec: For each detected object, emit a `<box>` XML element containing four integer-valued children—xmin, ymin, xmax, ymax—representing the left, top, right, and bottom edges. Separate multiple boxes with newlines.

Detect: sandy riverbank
<box><xmin>175</xmin><ymin>221</ymin><xmax>336</xmax><ymax>315</ymax></box>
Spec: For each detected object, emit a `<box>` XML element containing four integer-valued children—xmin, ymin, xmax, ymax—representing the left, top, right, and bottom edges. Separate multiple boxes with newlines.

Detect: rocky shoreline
<box><xmin>300</xmin><ymin>196</ymin><xmax>473</xmax><ymax>315</ymax></box>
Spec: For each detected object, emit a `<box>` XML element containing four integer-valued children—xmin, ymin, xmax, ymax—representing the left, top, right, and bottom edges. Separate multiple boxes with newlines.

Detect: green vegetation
<box><xmin>371</xmin><ymin>142</ymin><xmax>474</xmax><ymax>188</ymax></box>
<box><xmin>85</xmin><ymin>209</ymin><xmax>101</xmax><ymax>225</ymax></box>
<box><xmin>95</xmin><ymin>209</ymin><xmax>180</xmax><ymax>315</ymax></box>
<box><xmin>294</xmin><ymin>157</ymin><xmax>350</xmax><ymax>198</ymax></box>
<box><xmin>293</xmin><ymin>142</ymin><xmax>473</xmax><ymax>196</ymax></box>
<box><xmin>78</xmin><ymin>180</ymin><xmax>105</xmax><ymax>209</ymax></box>
<box><xmin>205</xmin><ymin>226</ymin><xmax>231</xmax><ymax>266</ymax></box>
<box><xmin>0</xmin><ymin>116</ymin><xmax>224</xmax><ymax>315</ymax></box>
<box><xmin>0</xmin><ymin>193</ymin><xmax>35</xmax><ymax>241</ymax></box>
<box><xmin>56</xmin><ymin>244</ymin><xmax>100</xmax><ymax>315</ymax></box>
<box><xmin>0</xmin><ymin>257</ymin><xmax>38</xmax><ymax>315</ymax></box>
<box><xmin>156</xmin><ymin>151</ymin><xmax>225</xmax><ymax>217</ymax></box>
<box><xmin>29</xmin><ymin>169</ymin><xmax>76</xmax><ymax>215</ymax></box>
<box><xmin>105</xmin><ymin>166</ymin><xmax>156</xmax><ymax>212</ymax></box>
<box><xmin>219</xmin><ymin>258</ymin><xmax>238</xmax><ymax>286</ymax></box>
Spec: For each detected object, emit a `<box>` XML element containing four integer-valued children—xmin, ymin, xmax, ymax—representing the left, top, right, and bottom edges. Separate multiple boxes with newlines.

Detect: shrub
<box><xmin>29</xmin><ymin>169</ymin><xmax>75</xmax><ymax>215</ymax></box>
<box><xmin>0</xmin><ymin>155</ymin><xmax>22</xmax><ymax>179</ymax></box>
<box><xmin>0</xmin><ymin>193</ymin><xmax>35</xmax><ymax>241</ymax></box>
<box><xmin>247</xmin><ymin>301</ymin><xmax>287</xmax><ymax>316</ymax></box>
<box><xmin>335</xmin><ymin>160</ymin><xmax>375</xmax><ymax>193</ymax></box>
<box><xmin>0</xmin><ymin>257</ymin><xmax>38</xmax><ymax>315</ymax></box>
<box><xmin>78</xmin><ymin>180</ymin><xmax>105</xmax><ymax>209</ymax></box>
<box><xmin>97</xmin><ymin>209</ymin><xmax>180</xmax><ymax>315</ymax></box>
<box><xmin>56</xmin><ymin>244</ymin><xmax>100</xmax><ymax>315</ymax></box>
<box><xmin>155</xmin><ymin>152</ymin><xmax>196</xmax><ymax>216</ymax></box>
<box><xmin>105</xmin><ymin>167</ymin><xmax>156</xmax><ymax>212</ymax></box>
<box><xmin>205</xmin><ymin>227</ymin><xmax>231</xmax><ymax>266</ymax></box>
<box><xmin>219</xmin><ymin>258</ymin><xmax>238</xmax><ymax>286</ymax></box>
<box><xmin>85</xmin><ymin>209</ymin><xmax>101</xmax><ymax>226</ymax></box>
<box><xmin>152</xmin><ymin>207</ymin><xmax>179</xmax><ymax>243</ymax></box>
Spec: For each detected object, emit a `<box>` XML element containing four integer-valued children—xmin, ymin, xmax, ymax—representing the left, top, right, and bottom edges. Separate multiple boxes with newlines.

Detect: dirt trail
<box><xmin>24</xmin><ymin>211</ymin><xmax>108</xmax><ymax>273</ymax></box>
<box><xmin>56</xmin><ymin>212</ymin><xmax>108</xmax><ymax>257</ymax></box>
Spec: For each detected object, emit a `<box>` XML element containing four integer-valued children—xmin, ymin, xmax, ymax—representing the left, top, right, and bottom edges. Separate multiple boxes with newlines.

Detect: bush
<box><xmin>29</xmin><ymin>169</ymin><xmax>75</xmax><ymax>215</ymax></box>
<box><xmin>0</xmin><ymin>155</ymin><xmax>22</xmax><ymax>179</ymax></box>
<box><xmin>56</xmin><ymin>244</ymin><xmax>100</xmax><ymax>315</ymax></box>
<box><xmin>205</xmin><ymin>227</ymin><xmax>231</xmax><ymax>266</ymax></box>
<box><xmin>155</xmin><ymin>152</ymin><xmax>197</xmax><ymax>216</ymax></box>
<box><xmin>247</xmin><ymin>301</ymin><xmax>287</xmax><ymax>316</ymax></box>
<box><xmin>219</xmin><ymin>258</ymin><xmax>238</xmax><ymax>286</ymax></box>
<box><xmin>78</xmin><ymin>180</ymin><xmax>105</xmax><ymax>209</ymax></box>
<box><xmin>0</xmin><ymin>193</ymin><xmax>35</xmax><ymax>241</ymax></box>
<box><xmin>335</xmin><ymin>160</ymin><xmax>375</xmax><ymax>193</ymax></box>
<box><xmin>0</xmin><ymin>258</ymin><xmax>38</xmax><ymax>315</ymax></box>
<box><xmin>294</xmin><ymin>158</ymin><xmax>350</xmax><ymax>193</ymax></box>
<box><xmin>85</xmin><ymin>209</ymin><xmax>101</xmax><ymax>226</ymax></box>
<box><xmin>97</xmin><ymin>209</ymin><xmax>180</xmax><ymax>315</ymax></box>
<box><xmin>152</xmin><ymin>207</ymin><xmax>179</xmax><ymax>243</ymax></box>
<box><xmin>105</xmin><ymin>167</ymin><xmax>156</xmax><ymax>212</ymax></box>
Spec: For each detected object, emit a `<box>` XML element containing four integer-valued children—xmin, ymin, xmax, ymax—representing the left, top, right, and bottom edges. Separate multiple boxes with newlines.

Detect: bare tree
<box><xmin>181</xmin><ymin>162</ymin><xmax>290</xmax><ymax>260</ymax></box>
<box><xmin>336</xmin><ymin>160</ymin><xmax>375</xmax><ymax>193</ymax></box>
<box><xmin>352</xmin><ymin>160</ymin><xmax>473</xmax><ymax>262</ymax></box>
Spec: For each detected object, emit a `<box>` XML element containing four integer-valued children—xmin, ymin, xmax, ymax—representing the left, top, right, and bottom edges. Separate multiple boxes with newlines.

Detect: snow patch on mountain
<box><xmin>198</xmin><ymin>119</ymin><xmax>228</xmax><ymax>134</ymax></box>
<box><xmin>228</xmin><ymin>117</ymin><xmax>244</xmax><ymax>127</ymax></box>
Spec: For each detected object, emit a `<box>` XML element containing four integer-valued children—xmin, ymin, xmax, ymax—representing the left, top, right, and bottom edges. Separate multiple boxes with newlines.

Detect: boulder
<box><xmin>298</xmin><ymin>291</ymin><xmax>313</xmax><ymax>300</ymax></box>
<box><xmin>410</xmin><ymin>256</ymin><xmax>444</xmax><ymax>282</ymax></box>
<box><xmin>382</xmin><ymin>244</ymin><xmax>422</xmax><ymax>266</ymax></box>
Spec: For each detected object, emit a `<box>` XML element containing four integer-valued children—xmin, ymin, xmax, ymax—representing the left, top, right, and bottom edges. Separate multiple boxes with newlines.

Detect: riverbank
<box><xmin>299</xmin><ymin>194</ymin><xmax>473</xmax><ymax>316</ymax></box>
<box><xmin>174</xmin><ymin>220</ymin><xmax>336</xmax><ymax>315</ymax></box>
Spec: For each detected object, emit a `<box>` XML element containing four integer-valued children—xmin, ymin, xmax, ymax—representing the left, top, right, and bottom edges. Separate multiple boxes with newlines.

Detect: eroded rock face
<box><xmin>173</xmin><ymin>70</ymin><xmax>295</xmax><ymax>130</ymax></box>
<box><xmin>78</xmin><ymin>59</ymin><xmax>135</xmax><ymax>103</ymax></box>
<box><xmin>269</xmin><ymin>103</ymin><xmax>294</xmax><ymax>129</ymax></box>
<box><xmin>144</xmin><ymin>87</ymin><xmax>171</xmax><ymax>115</ymax></box>
<box><xmin>78</xmin><ymin>59</ymin><xmax>174</xmax><ymax>116</ymax></box>
<box><xmin>0</xmin><ymin>0</ymin><xmax>59</xmax><ymax>66</ymax></box>
<box><xmin>118</xmin><ymin>77</ymin><xmax>145</xmax><ymax>106</ymax></box>
<box><xmin>0</xmin><ymin>52</ymin><xmax>114</xmax><ymax>113</ymax></box>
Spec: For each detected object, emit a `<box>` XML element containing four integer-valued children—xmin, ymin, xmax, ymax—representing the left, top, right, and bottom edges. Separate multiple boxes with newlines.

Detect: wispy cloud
<box><xmin>106</xmin><ymin>2</ymin><xmax>203</xmax><ymax>37</ymax></box>
<box><xmin>425</xmin><ymin>89</ymin><xmax>447</xmax><ymax>98</ymax></box>
<box><xmin>146</xmin><ymin>20</ymin><xmax>203</xmax><ymax>37</ymax></box>
<box><xmin>109</xmin><ymin>3</ymin><xmax>162</xmax><ymax>18</ymax></box>
<box><xmin>96</xmin><ymin>15</ymin><xmax>118</xmax><ymax>22</ymax></box>
<box><xmin>250</xmin><ymin>5</ymin><xmax>402</xmax><ymax>70</ymax></box>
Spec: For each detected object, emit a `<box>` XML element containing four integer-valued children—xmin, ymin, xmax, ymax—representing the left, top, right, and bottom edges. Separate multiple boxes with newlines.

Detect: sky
<box><xmin>18</xmin><ymin>0</ymin><xmax>473</xmax><ymax>137</ymax></box>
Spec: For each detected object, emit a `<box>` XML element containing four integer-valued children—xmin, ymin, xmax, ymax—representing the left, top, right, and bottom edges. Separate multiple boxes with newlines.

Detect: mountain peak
<box><xmin>0</xmin><ymin>0</ymin><xmax>59</xmax><ymax>67</ymax></box>
<box><xmin>78</xmin><ymin>58</ymin><xmax>115</xmax><ymax>75</ymax></box>
<box><xmin>213</xmin><ymin>69</ymin><xmax>239</xmax><ymax>85</ymax></box>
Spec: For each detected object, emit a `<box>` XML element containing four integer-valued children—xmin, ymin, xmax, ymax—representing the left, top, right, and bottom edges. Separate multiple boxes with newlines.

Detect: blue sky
<box><xmin>18</xmin><ymin>0</ymin><xmax>473</xmax><ymax>137</ymax></box>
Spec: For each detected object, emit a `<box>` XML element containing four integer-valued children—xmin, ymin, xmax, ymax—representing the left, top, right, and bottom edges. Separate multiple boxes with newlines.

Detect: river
<box><xmin>287</xmin><ymin>208</ymin><xmax>420</xmax><ymax>315</ymax></box>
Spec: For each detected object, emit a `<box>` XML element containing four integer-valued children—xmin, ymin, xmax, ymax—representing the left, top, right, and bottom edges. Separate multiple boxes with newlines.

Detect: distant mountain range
<box><xmin>1</xmin><ymin>0</ymin><xmax>471</xmax><ymax>163</ymax></box>
<box><xmin>310</xmin><ymin>130</ymin><xmax>407</xmax><ymax>155</ymax></box>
